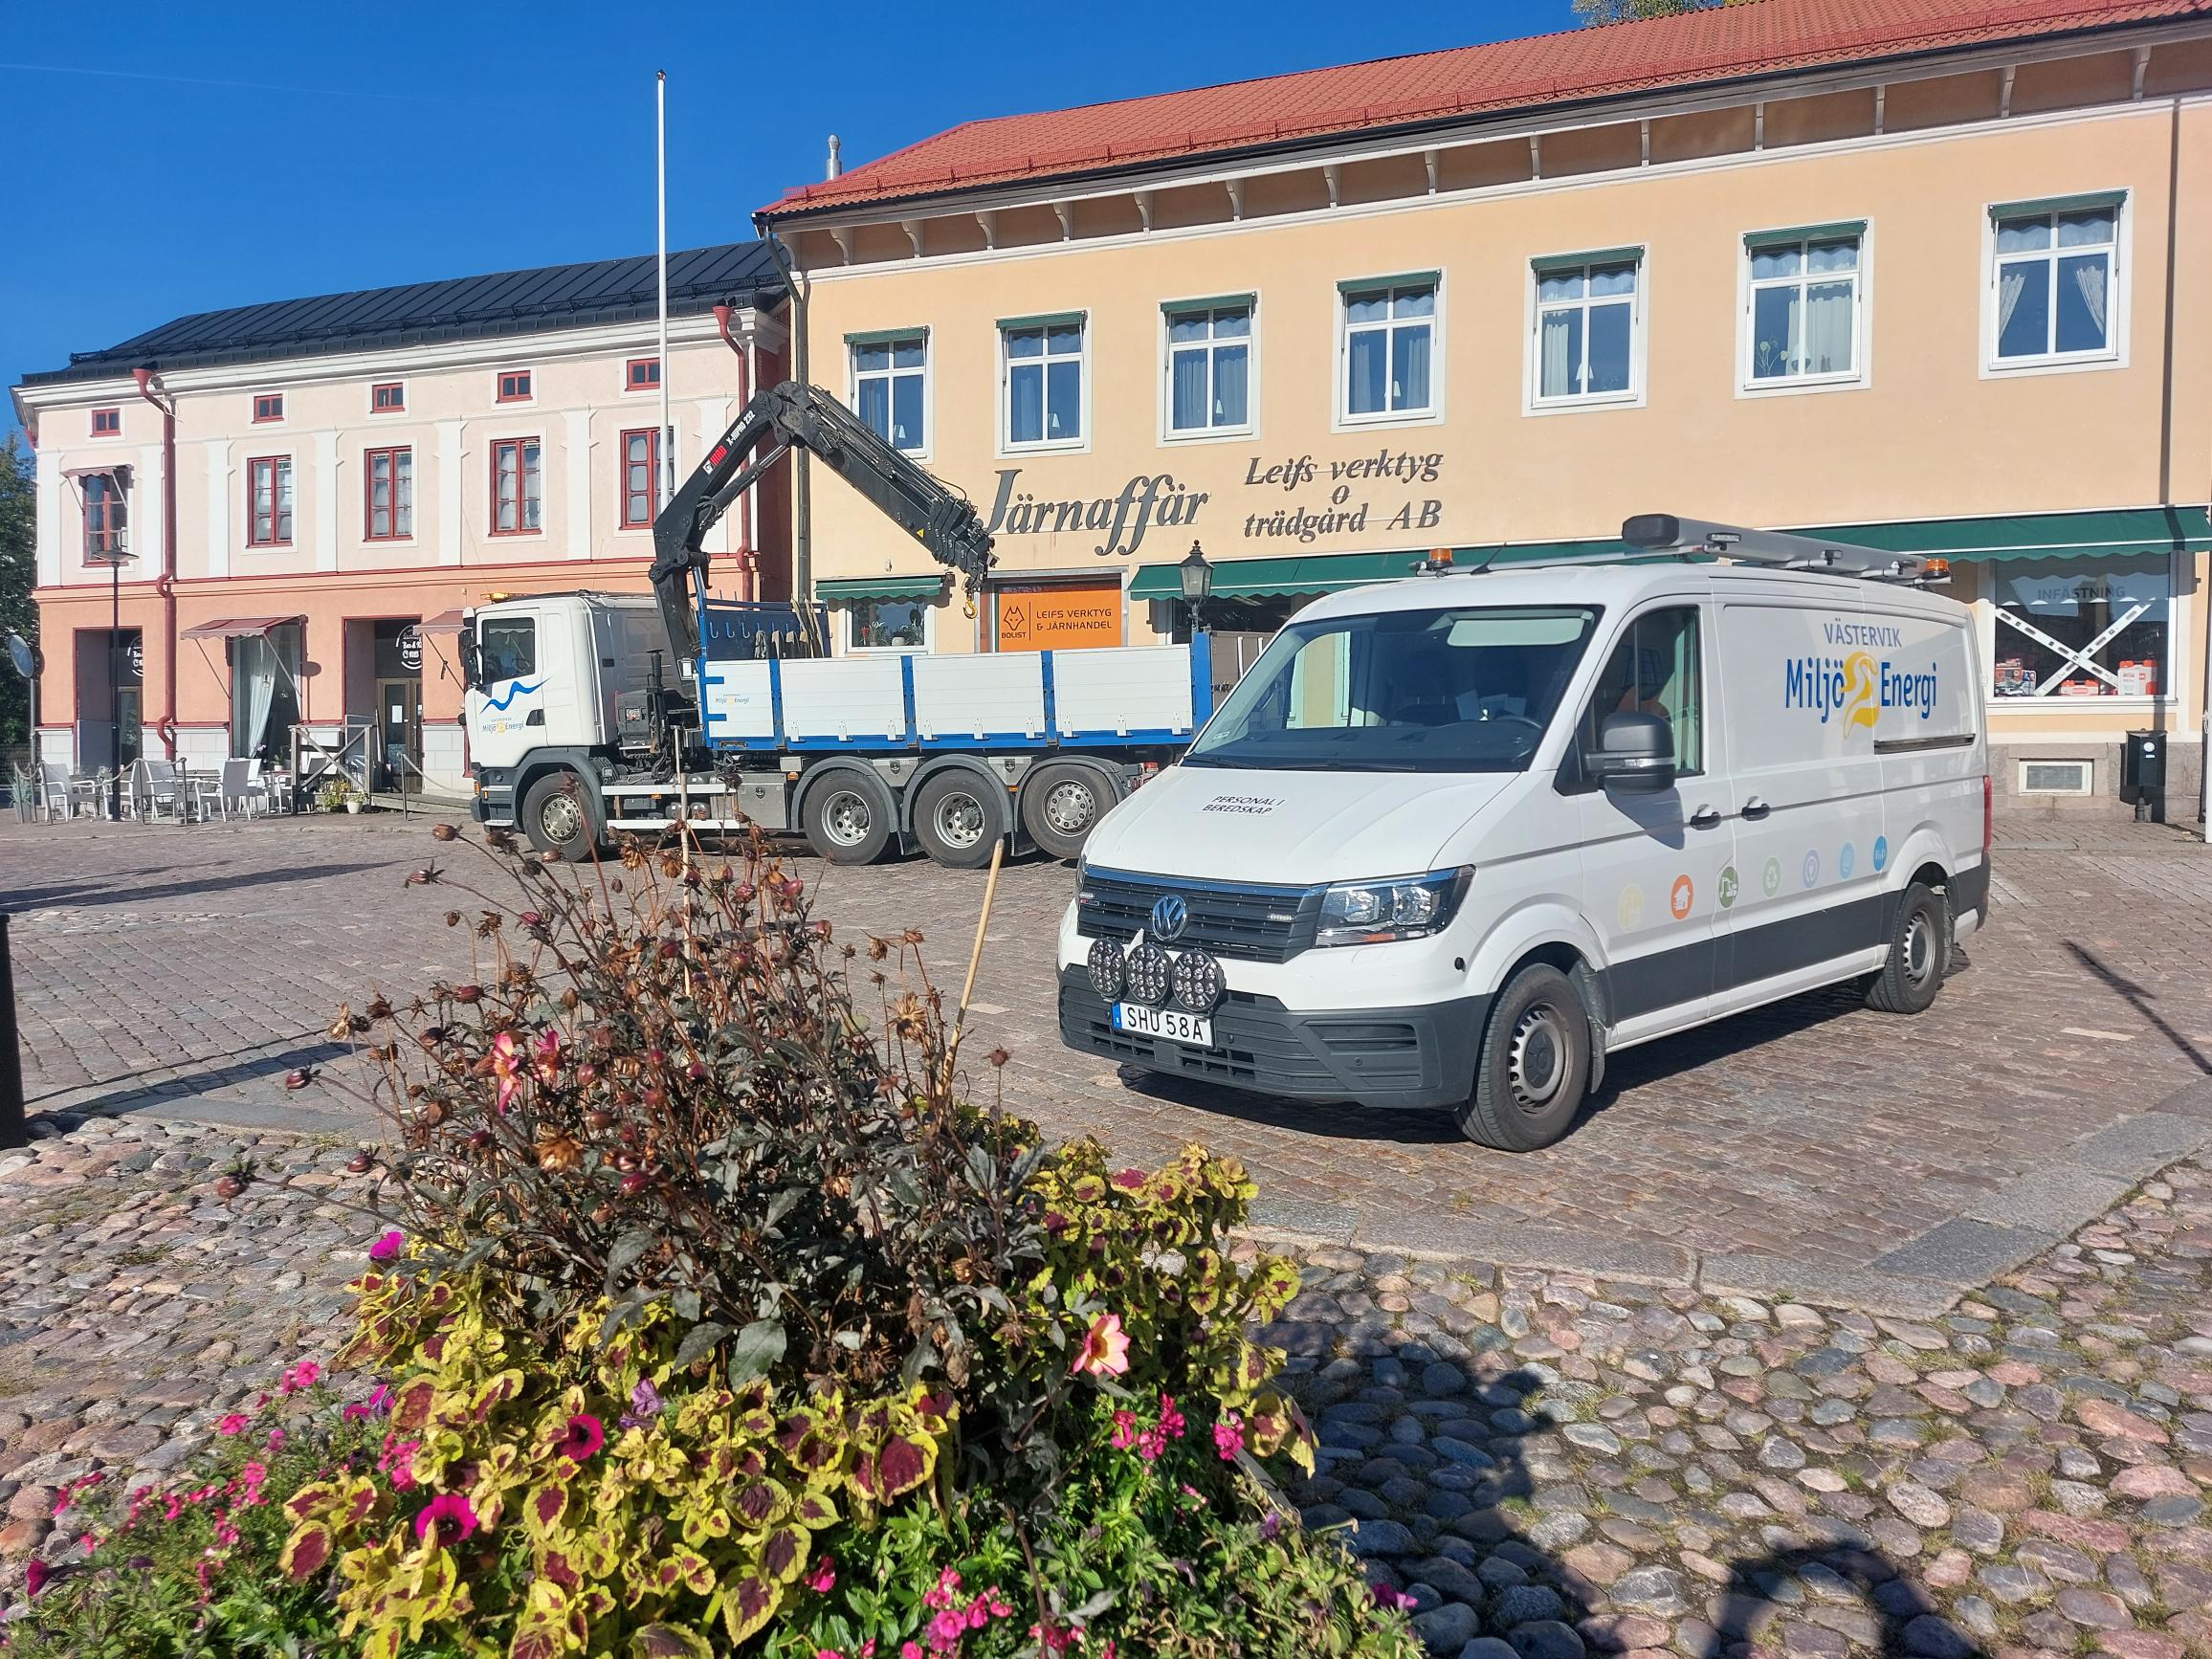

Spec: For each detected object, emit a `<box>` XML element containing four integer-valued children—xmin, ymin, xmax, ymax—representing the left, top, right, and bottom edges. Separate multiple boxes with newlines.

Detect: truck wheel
<box><xmin>1455</xmin><ymin>964</ymin><xmax>1591</xmax><ymax>1152</ymax></box>
<box><xmin>1865</xmin><ymin>880</ymin><xmax>1951</xmax><ymax>1014</ymax></box>
<box><xmin>802</xmin><ymin>773</ymin><xmax>894</xmax><ymax>865</ymax></box>
<box><xmin>1019</xmin><ymin>762</ymin><xmax>1113</xmax><ymax>862</ymax></box>
<box><xmin>912</xmin><ymin>770</ymin><xmax>1005</xmax><ymax>870</ymax></box>
<box><xmin>521</xmin><ymin>773</ymin><xmax>600</xmax><ymax>863</ymax></box>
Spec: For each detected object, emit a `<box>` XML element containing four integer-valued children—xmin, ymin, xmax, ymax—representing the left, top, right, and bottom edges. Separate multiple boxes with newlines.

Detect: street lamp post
<box><xmin>1178</xmin><ymin>541</ymin><xmax>1213</xmax><ymax>640</ymax></box>
<box><xmin>106</xmin><ymin>553</ymin><xmax>123</xmax><ymax>820</ymax></box>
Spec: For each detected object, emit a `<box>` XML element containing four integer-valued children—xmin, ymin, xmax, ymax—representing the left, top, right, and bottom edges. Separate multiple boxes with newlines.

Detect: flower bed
<box><xmin>7</xmin><ymin>829</ymin><xmax>1416</xmax><ymax>1659</ymax></box>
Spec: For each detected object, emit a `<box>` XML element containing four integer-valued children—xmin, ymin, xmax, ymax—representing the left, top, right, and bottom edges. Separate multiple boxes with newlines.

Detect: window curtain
<box><xmin>1539</xmin><ymin>312</ymin><xmax>1573</xmax><ymax>398</ymax></box>
<box><xmin>1996</xmin><ymin>265</ymin><xmax>2029</xmax><ymax>339</ymax></box>
<box><xmin>1171</xmin><ymin>349</ymin><xmax>1207</xmax><ymax>429</ymax></box>
<box><xmin>238</xmin><ymin>638</ymin><xmax>277</xmax><ymax>759</ymax></box>
<box><xmin>1393</xmin><ymin>326</ymin><xmax>1430</xmax><ymax>410</ymax></box>
<box><xmin>2071</xmin><ymin>259</ymin><xmax>2108</xmax><ymax>336</ymax></box>
<box><xmin>1803</xmin><ymin>282</ymin><xmax>1853</xmax><ymax>375</ymax></box>
<box><xmin>1009</xmin><ymin>365</ymin><xmax>1042</xmax><ymax>444</ymax></box>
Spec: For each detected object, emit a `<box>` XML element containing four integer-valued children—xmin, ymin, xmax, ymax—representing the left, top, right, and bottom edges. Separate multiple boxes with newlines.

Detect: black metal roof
<box><xmin>21</xmin><ymin>240</ymin><xmax>784</xmax><ymax>387</ymax></box>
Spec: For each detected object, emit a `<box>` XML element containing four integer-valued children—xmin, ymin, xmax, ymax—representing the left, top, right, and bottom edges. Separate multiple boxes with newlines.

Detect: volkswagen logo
<box><xmin>1148</xmin><ymin>894</ymin><xmax>1190</xmax><ymax>943</ymax></box>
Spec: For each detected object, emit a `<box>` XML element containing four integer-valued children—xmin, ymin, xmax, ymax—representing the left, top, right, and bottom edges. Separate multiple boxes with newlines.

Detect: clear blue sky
<box><xmin>2</xmin><ymin>0</ymin><xmax>1579</xmax><ymax>440</ymax></box>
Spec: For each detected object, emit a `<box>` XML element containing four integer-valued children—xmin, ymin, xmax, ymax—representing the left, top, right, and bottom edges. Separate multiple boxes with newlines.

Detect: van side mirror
<box><xmin>1585</xmin><ymin>711</ymin><xmax>1676</xmax><ymax>794</ymax></box>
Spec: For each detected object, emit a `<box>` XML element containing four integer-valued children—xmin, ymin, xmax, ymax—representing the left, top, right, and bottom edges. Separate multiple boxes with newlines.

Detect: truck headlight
<box><xmin>1315</xmin><ymin>868</ymin><xmax>1473</xmax><ymax>947</ymax></box>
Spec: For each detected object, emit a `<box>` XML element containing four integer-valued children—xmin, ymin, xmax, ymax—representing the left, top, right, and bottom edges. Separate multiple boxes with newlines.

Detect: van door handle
<box><xmin>1741</xmin><ymin>797</ymin><xmax>1771</xmax><ymax>821</ymax></box>
<box><xmin>1689</xmin><ymin>806</ymin><xmax>1722</xmax><ymax>830</ymax></box>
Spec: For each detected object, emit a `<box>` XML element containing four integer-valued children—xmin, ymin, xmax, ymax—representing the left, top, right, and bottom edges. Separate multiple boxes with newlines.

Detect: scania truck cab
<box><xmin>1057</xmin><ymin>517</ymin><xmax>1991</xmax><ymax>1151</ymax></box>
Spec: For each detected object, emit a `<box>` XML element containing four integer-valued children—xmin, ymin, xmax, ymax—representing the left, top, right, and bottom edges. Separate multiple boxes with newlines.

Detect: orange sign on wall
<box><xmin>994</xmin><ymin>582</ymin><xmax>1123</xmax><ymax>651</ymax></box>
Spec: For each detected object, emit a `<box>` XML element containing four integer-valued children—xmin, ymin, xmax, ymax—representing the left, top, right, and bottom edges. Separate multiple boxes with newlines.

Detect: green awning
<box><xmin>1793</xmin><ymin>507</ymin><xmax>2210</xmax><ymax>562</ymax></box>
<box><xmin>1337</xmin><ymin>272</ymin><xmax>1441</xmax><ymax>296</ymax></box>
<box><xmin>816</xmin><ymin>575</ymin><xmax>945</xmax><ymax>602</ymax></box>
<box><xmin>1126</xmin><ymin>510</ymin><xmax>2212</xmax><ymax>603</ymax></box>
<box><xmin>1990</xmin><ymin>189</ymin><xmax>2127</xmax><ymax>221</ymax></box>
<box><xmin>1531</xmin><ymin>246</ymin><xmax>1644</xmax><ymax>273</ymax></box>
<box><xmin>1744</xmin><ymin>220</ymin><xmax>1867</xmax><ymax>248</ymax></box>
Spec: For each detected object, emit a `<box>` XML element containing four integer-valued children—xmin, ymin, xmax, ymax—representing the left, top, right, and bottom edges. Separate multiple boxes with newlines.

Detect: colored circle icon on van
<box><xmin>1762</xmin><ymin>858</ymin><xmax>1781</xmax><ymax>897</ymax></box>
<box><xmin>1618</xmin><ymin>885</ymin><xmax>1645</xmax><ymax>929</ymax></box>
<box><xmin>1802</xmin><ymin>850</ymin><xmax>1821</xmax><ymax>888</ymax></box>
<box><xmin>1839</xmin><ymin>843</ymin><xmax>1855</xmax><ymax>879</ymax></box>
<box><xmin>1873</xmin><ymin>835</ymin><xmax>1890</xmax><ymax>873</ymax></box>
<box><xmin>1670</xmin><ymin>875</ymin><xmax>1694</xmax><ymax>920</ymax></box>
<box><xmin>1717</xmin><ymin>865</ymin><xmax>1739</xmax><ymax>910</ymax></box>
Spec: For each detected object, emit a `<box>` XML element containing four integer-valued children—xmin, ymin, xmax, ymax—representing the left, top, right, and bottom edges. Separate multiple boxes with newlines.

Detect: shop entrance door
<box><xmin>377</xmin><ymin>678</ymin><xmax>422</xmax><ymax>788</ymax></box>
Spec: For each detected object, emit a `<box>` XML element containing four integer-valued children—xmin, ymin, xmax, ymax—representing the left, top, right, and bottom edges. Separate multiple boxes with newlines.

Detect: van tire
<box><xmin>1456</xmin><ymin>964</ymin><xmax>1591</xmax><ymax>1152</ymax></box>
<box><xmin>1866</xmin><ymin>880</ymin><xmax>1952</xmax><ymax>1014</ymax></box>
<box><xmin>802</xmin><ymin>773</ymin><xmax>895</xmax><ymax>865</ymax></box>
<box><xmin>912</xmin><ymin>770</ymin><xmax>1006</xmax><ymax>870</ymax></box>
<box><xmin>520</xmin><ymin>773</ymin><xmax>599</xmax><ymax>863</ymax></box>
<box><xmin>1020</xmin><ymin>762</ymin><xmax>1113</xmax><ymax>862</ymax></box>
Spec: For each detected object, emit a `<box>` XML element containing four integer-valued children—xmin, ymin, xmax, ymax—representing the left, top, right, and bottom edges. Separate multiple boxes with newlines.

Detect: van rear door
<box><xmin>1712</xmin><ymin>590</ymin><xmax>1888</xmax><ymax>1007</ymax></box>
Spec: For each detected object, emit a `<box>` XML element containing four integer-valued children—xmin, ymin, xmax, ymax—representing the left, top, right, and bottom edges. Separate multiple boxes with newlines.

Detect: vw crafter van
<box><xmin>1057</xmin><ymin>516</ymin><xmax>1990</xmax><ymax>1151</ymax></box>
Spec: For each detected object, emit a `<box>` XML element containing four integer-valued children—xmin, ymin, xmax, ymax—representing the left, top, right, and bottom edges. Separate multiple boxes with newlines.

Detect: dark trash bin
<box><xmin>2120</xmin><ymin>729</ymin><xmax>2166</xmax><ymax>822</ymax></box>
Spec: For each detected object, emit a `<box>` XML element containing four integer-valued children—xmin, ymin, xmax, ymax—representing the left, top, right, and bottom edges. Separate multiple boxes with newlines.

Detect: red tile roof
<box><xmin>763</xmin><ymin>0</ymin><xmax>2207</xmax><ymax>217</ymax></box>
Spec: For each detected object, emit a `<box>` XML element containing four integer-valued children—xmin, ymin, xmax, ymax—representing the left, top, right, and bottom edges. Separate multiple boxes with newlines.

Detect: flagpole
<box><xmin>656</xmin><ymin>69</ymin><xmax>672</xmax><ymax>512</ymax></box>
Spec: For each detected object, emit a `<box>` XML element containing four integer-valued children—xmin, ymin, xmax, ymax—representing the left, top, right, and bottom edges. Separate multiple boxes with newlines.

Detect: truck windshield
<box><xmin>1185</xmin><ymin>604</ymin><xmax>1601</xmax><ymax>773</ymax></box>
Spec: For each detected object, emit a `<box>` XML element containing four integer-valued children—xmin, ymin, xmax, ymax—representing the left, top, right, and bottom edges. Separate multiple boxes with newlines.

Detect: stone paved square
<box><xmin>5</xmin><ymin>809</ymin><xmax>2212</xmax><ymax>1295</ymax></box>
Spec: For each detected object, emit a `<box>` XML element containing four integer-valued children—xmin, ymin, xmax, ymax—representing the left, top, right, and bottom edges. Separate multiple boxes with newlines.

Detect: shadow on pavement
<box><xmin>30</xmin><ymin>1037</ymin><xmax>356</xmax><ymax>1117</ymax></box>
<box><xmin>2065</xmin><ymin>939</ymin><xmax>2212</xmax><ymax>1074</ymax></box>
<box><xmin>1</xmin><ymin>861</ymin><xmax>399</xmax><ymax>916</ymax></box>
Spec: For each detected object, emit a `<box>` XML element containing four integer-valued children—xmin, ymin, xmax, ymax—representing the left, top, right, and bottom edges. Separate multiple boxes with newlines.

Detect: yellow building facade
<box><xmin>763</xmin><ymin>0</ymin><xmax>2212</xmax><ymax>811</ymax></box>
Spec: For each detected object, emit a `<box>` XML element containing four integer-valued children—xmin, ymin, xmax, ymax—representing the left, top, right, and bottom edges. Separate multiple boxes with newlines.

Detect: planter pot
<box><xmin>345</xmin><ymin>801</ymin><xmax>364</xmax><ymax>814</ymax></box>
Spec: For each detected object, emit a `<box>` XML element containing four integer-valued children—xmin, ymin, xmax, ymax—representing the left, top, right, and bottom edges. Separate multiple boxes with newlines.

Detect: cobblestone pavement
<box><xmin>5</xmin><ymin>1116</ymin><xmax>2209</xmax><ymax>1658</ymax></box>
<box><xmin>6</xmin><ymin>811</ymin><xmax>2212</xmax><ymax>1296</ymax></box>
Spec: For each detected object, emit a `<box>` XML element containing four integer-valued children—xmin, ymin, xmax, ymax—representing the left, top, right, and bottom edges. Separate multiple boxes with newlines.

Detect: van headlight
<box><xmin>1315</xmin><ymin>868</ymin><xmax>1473</xmax><ymax>947</ymax></box>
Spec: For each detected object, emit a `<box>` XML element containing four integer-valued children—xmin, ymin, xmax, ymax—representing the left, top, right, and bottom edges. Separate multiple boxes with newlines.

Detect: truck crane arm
<box><xmin>647</xmin><ymin>379</ymin><xmax>995</xmax><ymax>664</ymax></box>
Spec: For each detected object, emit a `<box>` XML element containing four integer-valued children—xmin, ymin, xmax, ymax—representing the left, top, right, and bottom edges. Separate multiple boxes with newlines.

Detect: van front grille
<box><xmin>1075</xmin><ymin>867</ymin><xmax>1320</xmax><ymax>963</ymax></box>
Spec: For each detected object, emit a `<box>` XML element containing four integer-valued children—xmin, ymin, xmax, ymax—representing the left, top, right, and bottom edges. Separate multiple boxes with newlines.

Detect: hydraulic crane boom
<box><xmin>647</xmin><ymin>379</ymin><xmax>996</xmax><ymax>664</ymax></box>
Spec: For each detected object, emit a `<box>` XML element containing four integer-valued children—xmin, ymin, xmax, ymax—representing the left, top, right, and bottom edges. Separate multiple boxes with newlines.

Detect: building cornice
<box><xmin>771</xmin><ymin>16</ymin><xmax>2212</xmax><ymax>253</ymax></box>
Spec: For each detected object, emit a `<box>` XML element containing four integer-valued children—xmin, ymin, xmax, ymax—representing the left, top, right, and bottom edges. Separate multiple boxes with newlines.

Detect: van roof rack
<box><xmin>1430</xmin><ymin>517</ymin><xmax>1948</xmax><ymax>586</ymax></box>
<box><xmin>1620</xmin><ymin>514</ymin><xmax>1948</xmax><ymax>586</ymax></box>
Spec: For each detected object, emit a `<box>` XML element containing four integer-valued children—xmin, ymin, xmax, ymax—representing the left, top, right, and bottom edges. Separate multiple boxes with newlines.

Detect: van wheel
<box><xmin>1020</xmin><ymin>762</ymin><xmax>1113</xmax><ymax>861</ymax></box>
<box><xmin>521</xmin><ymin>773</ymin><xmax>599</xmax><ymax>863</ymax></box>
<box><xmin>1866</xmin><ymin>880</ymin><xmax>1952</xmax><ymax>1014</ymax></box>
<box><xmin>1456</xmin><ymin>964</ymin><xmax>1591</xmax><ymax>1152</ymax></box>
<box><xmin>802</xmin><ymin>774</ymin><xmax>894</xmax><ymax>865</ymax></box>
<box><xmin>913</xmin><ymin>771</ymin><xmax>1005</xmax><ymax>870</ymax></box>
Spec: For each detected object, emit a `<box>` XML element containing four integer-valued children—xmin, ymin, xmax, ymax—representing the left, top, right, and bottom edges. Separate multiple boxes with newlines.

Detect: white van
<box><xmin>1056</xmin><ymin>517</ymin><xmax>1990</xmax><ymax>1150</ymax></box>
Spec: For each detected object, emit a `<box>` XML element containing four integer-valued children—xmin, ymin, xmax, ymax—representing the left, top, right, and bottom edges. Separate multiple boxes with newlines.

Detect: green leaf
<box><xmin>673</xmin><ymin>1320</ymin><xmax>729</xmax><ymax>1369</ymax></box>
<box><xmin>726</xmin><ymin>1318</ymin><xmax>785</xmax><ymax>1386</ymax></box>
<box><xmin>629</xmin><ymin>1624</ymin><xmax>714</xmax><ymax>1659</ymax></box>
<box><xmin>672</xmin><ymin>1288</ymin><xmax>702</xmax><ymax>1324</ymax></box>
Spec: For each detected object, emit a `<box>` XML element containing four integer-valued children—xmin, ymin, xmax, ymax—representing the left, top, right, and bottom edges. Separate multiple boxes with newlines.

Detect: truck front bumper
<box><xmin>472</xmin><ymin>769</ymin><xmax>516</xmax><ymax>828</ymax></box>
<box><xmin>1057</xmin><ymin>966</ymin><xmax>1485</xmax><ymax>1111</ymax></box>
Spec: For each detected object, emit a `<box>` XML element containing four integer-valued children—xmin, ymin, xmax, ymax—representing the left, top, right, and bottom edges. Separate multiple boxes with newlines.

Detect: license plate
<box><xmin>1112</xmin><ymin>1003</ymin><xmax>1213</xmax><ymax>1047</ymax></box>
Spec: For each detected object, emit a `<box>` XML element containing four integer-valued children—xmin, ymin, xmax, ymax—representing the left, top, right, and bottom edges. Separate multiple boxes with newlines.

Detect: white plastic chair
<box><xmin>130</xmin><ymin>758</ymin><xmax>186</xmax><ymax>824</ymax></box>
<box><xmin>196</xmin><ymin>758</ymin><xmax>262</xmax><ymax>821</ymax></box>
<box><xmin>36</xmin><ymin>763</ymin><xmax>72</xmax><ymax>822</ymax></box>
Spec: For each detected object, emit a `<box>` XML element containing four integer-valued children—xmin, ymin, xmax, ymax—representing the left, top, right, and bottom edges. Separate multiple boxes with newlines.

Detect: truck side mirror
<box><xmin>1585</xmin><ymin>710</ymin><xmax>1676</xmax><ymax>794</ymax></box>
<box><xmin>460</xmin><ymin>630</ymin><xmax>481</xmax><ymax>692</ymax></box>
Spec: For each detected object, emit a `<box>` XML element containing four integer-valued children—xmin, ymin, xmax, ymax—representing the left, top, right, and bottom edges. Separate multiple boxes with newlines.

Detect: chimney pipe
<box><xmin>826</xmin><ymin>134</ymin><xmax>842</xmax><ymax>180</ymax></box>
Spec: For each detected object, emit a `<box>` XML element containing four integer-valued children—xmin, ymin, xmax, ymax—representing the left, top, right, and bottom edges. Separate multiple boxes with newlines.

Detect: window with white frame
<box><xmin>1745</xmin><ymin>226</ymin><xmax>1864</xmax><ymax>385</ymax></box>
<box><xmin>852</xmin><ymin>332</ymin><xmax>927</xmax><ymax>453</ymax></box>
<box><xmin>1340</xmin><ymin>278</ymin><xmax>1435</xmax><ymax>419</ymax></box>
<box><xmin>1164</xmin><ymin>299</ymin><xmax>1252</xmax><ymax>435</ymax></box>
<box><xmin>1002</xmin><ymin>316</ymin><xmax>1085</xmax><ymax>448</ymax></box>
<box><xmin>847</xmin><ymin>599</ymin><xmax>932</xmax><ymax>652</ymax></box>
<box><xmin>1988</xmin><ymin>557</ymin><xmax>2169</xmax><ymax>699</ymax></box>
<box><xmin>1992</xmin><ymin>194</ymin><xmax>2122</xmax><ymax>365</ymax></box>
<box><xmin>1533</xmin><ymin>253</ymin><xmax>1642</xmax><ymax>404</ymax></box>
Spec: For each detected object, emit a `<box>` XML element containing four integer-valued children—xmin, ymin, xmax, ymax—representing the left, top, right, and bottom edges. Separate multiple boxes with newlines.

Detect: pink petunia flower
<box><xmin>215</xmin><ymin>1414</ymin><xmax>250</xmax><ymax>1436</ymax></box>
<box><xmin>1069</xmin><ymin>1312</ymin><xmax>1130</xmax><ymax>1379</ymax></box>
<box><xmin>265</xmin><ymin>1428</ymin><xmax>286</xmax><ymax>1451</ymax></box>
<box><xmin>1213</xmin><ymin>1412</ymin><xmax>1245</xmax><ymax>1462</ymax></box>
<box><xmin>24</xmin><ymin>1560</ymin><xmax>50</xmax><ymax>1599</ymax></box>
<box><xmin>1109</xmin><ymin>1409</ymin><xmax>1138</xmax><ymax>1449</ymax></box>
<box><xmin>367</xmin><ymin>1228</ymin><xmax>404</xmax><ymax>1263</ymax></box>
<box><xmin>554</xmin><ymin>1414</ymin><xmax>605</xmax><ymax>1463</ymax></box>
<box><xmin>413</xmin><ymin>1492</ymin><xmax>478</xmax><ymax>1549</ymax></box>
<box><xmin>805</xmin><ymin>1555</ymin><xmax>836</xmax><ymax>1593</ymax></box>
<box><xmin>279</xmin><ymin>1360</ymin><xmax>321</xmax><ymax>1395</ymax></box>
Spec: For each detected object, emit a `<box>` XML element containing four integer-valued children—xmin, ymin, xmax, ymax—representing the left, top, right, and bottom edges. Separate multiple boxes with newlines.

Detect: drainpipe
<box><xmin>131</xmin><ymin>367</ymin><xmax>179</xmax><ymax>763</ymax></box>
<box><xmin>711</xmin><ymin>302</ymin><xmax>757</xmax><ymax>601</ymax></box>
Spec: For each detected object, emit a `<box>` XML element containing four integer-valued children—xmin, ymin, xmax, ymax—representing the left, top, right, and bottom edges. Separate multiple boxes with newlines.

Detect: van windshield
<box><xmin>1185</xmin><ymin>604</ymin><xmax>1602</xmax><ymax>773</ymax></box>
